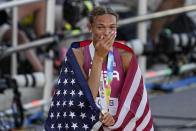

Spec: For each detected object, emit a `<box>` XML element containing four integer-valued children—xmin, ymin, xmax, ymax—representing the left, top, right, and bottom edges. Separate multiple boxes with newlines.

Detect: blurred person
<box><xmin>0</xmin><ymin>25</ymin><xmax>44</xmax><ymax>72</ymax></box>
<box><xmin>44</xmin><ymin>6</ymin><xmax>153</xmax><ymax>131</ymax></box>
<box><xmin>0</xmin><ymin>1</ymin><xmax>44</xmax><ymax>73</ymax></box>
<box><xmin>110</xmin><ymin>0</ymin><xmax>195</xmax><ymax>43</ymax></box>
<box><xmin>18</xmin><ymin>0</ymin><xmax>46</xmax><ymax>37</ymax></box>
<box><xmin>149</xmin><ymin>0</ymin><xmax>187</xmax><ymax>43</ymax></box>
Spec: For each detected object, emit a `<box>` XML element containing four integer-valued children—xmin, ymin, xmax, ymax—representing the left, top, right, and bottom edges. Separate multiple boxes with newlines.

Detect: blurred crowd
<box><xmin>0</xmin><ymin>0</ymin><xmax>196</xmax><ymax>76</ymax></box>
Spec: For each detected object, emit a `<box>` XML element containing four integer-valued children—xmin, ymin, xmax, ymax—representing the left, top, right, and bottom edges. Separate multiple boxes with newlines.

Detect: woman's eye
<box><xmin>97</xmin><ymin>27</ymin><xmax>104</xmax><ymax>29</ymax></box>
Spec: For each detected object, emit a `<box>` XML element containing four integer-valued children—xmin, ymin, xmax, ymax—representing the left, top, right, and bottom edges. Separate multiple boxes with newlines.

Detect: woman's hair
<box><xmin>88</xmin><ymin>6</ymin><xmax>118</xmax><ymax>24</ymax></box>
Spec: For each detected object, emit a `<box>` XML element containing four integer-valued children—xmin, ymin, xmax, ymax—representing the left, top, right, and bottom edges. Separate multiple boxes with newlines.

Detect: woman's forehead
<box><xmin>93</xmin><ymin>14</ymin><xmax>117</xmax><ymax>25</ymax></box>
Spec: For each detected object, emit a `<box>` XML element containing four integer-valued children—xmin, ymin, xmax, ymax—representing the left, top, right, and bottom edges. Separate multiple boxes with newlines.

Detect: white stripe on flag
<box><xmin>150</xmin><ymin>126</ymin><xmax>154</xmax><ymax>131</ymax></box>
<box><xmin>135</xmin><ymin>85</ymin><xmax>147</xmax><ymax>118</ymax></box>
<box><xmin>136</xmin><ymin>110</ymin><xmax>152</xmax><ymax>131</ymax></box>
<box><xmin>123</xmin><ymin>84</ymin><xmax>147</xmax><ymax>130</ymax></box>
<box><xmin>110</xmin><ymin>66</ymin><xmax>141</xmax><ymax>129</ymax></box>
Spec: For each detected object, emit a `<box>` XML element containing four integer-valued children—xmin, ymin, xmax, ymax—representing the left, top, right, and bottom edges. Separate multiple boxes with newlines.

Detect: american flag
<box><xmin>44</xmin><ymin>41</ymin><xmax>154</xmax><ymax>131</ymax></box>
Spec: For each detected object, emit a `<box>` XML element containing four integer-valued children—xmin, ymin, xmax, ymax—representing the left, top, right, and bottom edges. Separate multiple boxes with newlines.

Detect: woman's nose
<box><xmin>104</xmin><ymin>28</ymin><xmax>111</xmax><ymax>36</ymax></box>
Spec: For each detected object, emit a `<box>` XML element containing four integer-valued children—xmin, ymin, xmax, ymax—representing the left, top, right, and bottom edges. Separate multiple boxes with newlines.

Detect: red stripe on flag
<box><xmin>80</xmin><ymin>40</ymin><xmax>91</xmax><ymax>47</ymax></box>
<box><xmin>113</xmin><ymin>113</ymin><xmax>135</xmax><ymax>131</ymax></box>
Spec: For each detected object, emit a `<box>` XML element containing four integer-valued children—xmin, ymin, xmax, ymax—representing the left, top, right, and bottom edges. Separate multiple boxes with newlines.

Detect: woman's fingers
<box><xmin>103</xmin><ymin>117</ymin><xmax>114</xmax><ymax>126</ymax></box>
<box><xmin>94</xmin><ymin>31</ymin><xmax>116</xmax><ymax>59</ymax></box>
<box><xmin>101</xmin><ymin>111</ymin><xmax>115</xmax><ymax>126</ymax></box>
<box><xmin>98</xmin><ymin>31</ymin><xmax>116</xmax><ymax>49</ymax></box>
<box><xmin>105</xmin><ymin>31</ymin><xmax>116</xmax><ymax>48</ymax></box>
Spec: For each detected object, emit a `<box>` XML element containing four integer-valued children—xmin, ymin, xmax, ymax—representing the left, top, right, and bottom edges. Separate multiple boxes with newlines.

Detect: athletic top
<box><xmin>83</xmin><ymin>43</ymin><xmax>125</xmax><ymax>115</ymax></box>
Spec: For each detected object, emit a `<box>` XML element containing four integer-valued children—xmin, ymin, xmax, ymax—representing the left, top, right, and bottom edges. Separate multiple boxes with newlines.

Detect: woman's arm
<box><xmin>73</xmin><ymin>47</ymin><xmax>105</xmax><ymax>100</ymax></box>
<box><xmin>87</xmin><ymin>54</ymin><xmax>104</xmax><ymax>99</ymax></box>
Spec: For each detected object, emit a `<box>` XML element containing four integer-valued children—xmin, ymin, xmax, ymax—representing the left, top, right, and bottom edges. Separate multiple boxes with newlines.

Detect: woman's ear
<box><xmin>87</xmin><ymin>23</ymin><xmax>92</xmax><ymax>32</ymax></box>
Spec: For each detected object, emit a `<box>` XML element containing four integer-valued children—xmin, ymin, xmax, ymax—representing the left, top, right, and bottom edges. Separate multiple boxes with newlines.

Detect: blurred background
<box><xmin>0</xmin><ymin>0</ymin><xmax>196</xmax><ymax>130</ymax></box>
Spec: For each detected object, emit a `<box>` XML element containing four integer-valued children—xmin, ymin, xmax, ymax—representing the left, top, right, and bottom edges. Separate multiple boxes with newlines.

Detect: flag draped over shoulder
<box><xmin>44</xmin><ymin>41</ymin><xmax>154</xmax><ymax>131</ymax></box>
<box><xmin>108</xmin><ymin>43</ymin><xmax>154</xmax><ymax>131</ymax></box>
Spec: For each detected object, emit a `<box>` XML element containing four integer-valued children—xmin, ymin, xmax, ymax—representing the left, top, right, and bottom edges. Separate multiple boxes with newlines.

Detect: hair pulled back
<box><xmin>88</xmin><ymin>6</ymin><xmax>118</xmax><ymax>24</ymax></box>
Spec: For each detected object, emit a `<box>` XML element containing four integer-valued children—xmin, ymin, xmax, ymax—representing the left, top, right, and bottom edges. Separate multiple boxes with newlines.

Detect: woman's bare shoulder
<box><xmin>118</xmin><ymin>48</ymin><xmax>133</xmax><ymax>56</ymax></box>
<box><xmin>72</xmin><ymin>47</ymin><xmax>84</xmax><ymax>64</ymax></box>
<box><xmin>72</xmin><ymin>47</ymin><xmax>88</xmax><ymax>79</ymax></box>
<box><xmin>72</xmin><ymin>47</ymin><xmax>84</xmax><ymax>57</ymax></box>
<box><xmin>118</xmin><ymin>48</ymin><xmax>133</xmax><ymax>73</ymax></box>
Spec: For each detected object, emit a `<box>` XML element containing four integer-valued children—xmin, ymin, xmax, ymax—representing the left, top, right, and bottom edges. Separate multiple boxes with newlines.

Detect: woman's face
<box><xmin>88</xmin><ymin>14</ymin><xmax>117</xmax><ymax>44</ymax></box>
